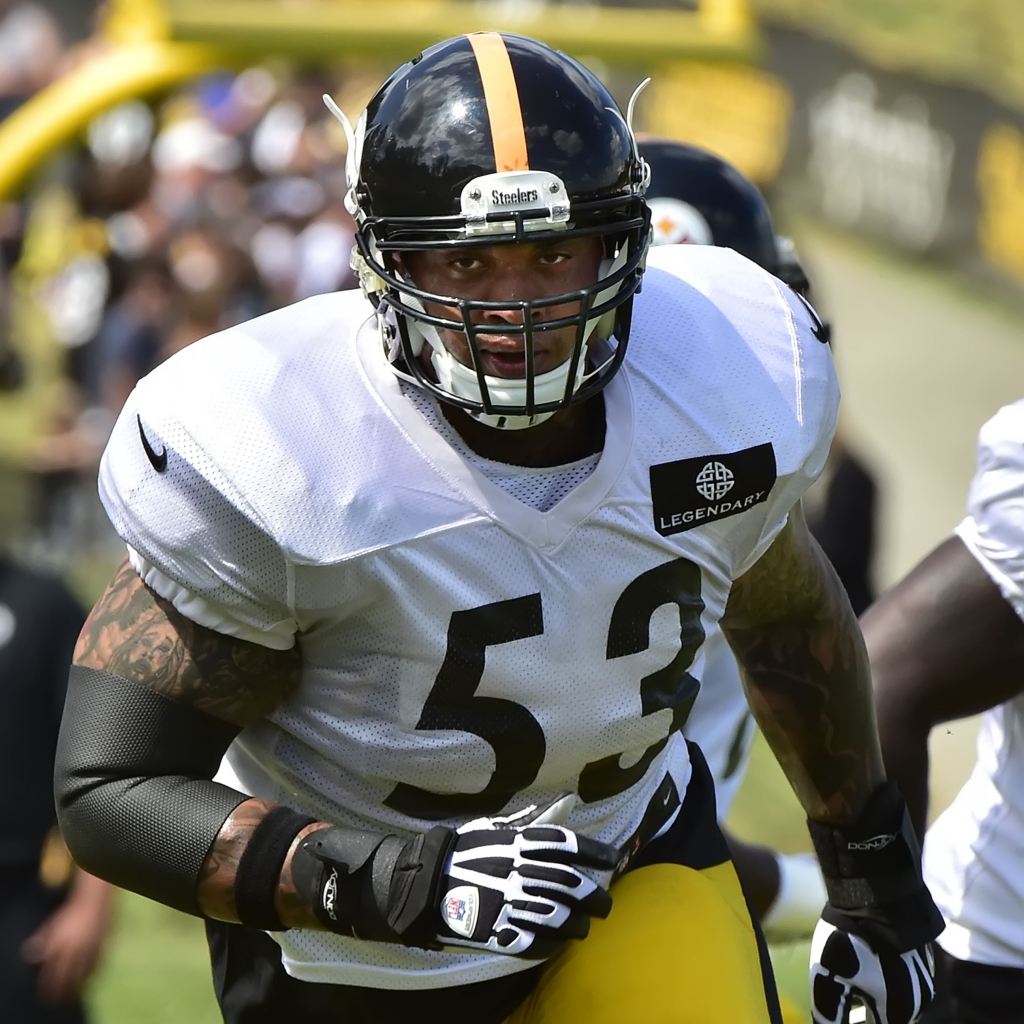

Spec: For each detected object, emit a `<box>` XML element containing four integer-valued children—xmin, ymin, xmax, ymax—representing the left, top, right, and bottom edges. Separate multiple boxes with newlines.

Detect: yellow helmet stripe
<box><xmin>466</xmin><ymin>32</ymin><xmax>529</xmax><ymax>172</ymax></box>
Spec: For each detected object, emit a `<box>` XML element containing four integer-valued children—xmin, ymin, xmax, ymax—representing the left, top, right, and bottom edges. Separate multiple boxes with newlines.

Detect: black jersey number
<box><xmin>384</xmin><ymin>558</ymin><xmax>704</xmax><ymax>820</ymax></box>
<box><xmin>578</xmin><ymin>559</ymin><xmax>705</xmax><ymax>803</ymax></box>
<box><xmin>384</xmin><ymin>594</ymin><xmax>546</xmax><ymax>820</ymax></box>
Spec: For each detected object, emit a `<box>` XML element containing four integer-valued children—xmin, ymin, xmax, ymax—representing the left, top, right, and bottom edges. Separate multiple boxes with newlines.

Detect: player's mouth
<box><xmin>474</xmin><ymin>337</ymin><xmax>558</xmax><ymax>379</ymax></box>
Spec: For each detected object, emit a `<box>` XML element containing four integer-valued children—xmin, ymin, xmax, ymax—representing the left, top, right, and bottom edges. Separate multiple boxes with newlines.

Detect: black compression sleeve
<box><xmin>55</xmin><ymin>665</ymin><xmax>248</xmax><ymax>917</ymax></box>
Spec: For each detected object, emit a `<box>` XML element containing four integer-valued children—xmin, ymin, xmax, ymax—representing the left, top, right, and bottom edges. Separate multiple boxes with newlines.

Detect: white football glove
<box><xmin>810</xmin><ymin>918</ymin><xmax>936</xmax><ymax>1024</ymax></box>
<box><xmin>438</xmin><ymin>793</ymin><xmax>617</xmax><ymax>958</ymax></box>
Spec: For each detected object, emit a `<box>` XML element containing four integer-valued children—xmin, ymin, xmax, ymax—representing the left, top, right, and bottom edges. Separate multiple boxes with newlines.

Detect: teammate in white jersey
<box><xmin>867</xmin><ymin>399</ymin><xmax>1024</xmax><ymax>1023</ymax></box>
<box><xmin>56</xmin><ymin>33</ymin><xmax>940</xmax><ymax>1024</ymax></box>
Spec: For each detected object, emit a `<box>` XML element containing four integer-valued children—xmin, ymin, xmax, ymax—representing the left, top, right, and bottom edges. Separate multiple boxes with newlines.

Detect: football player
<box><xmin>866</xmin><ymin>399</ymin><xmax>1024</xmax><ymax>1023</ymax></box>
<box><xmin>56</xmin><ymin>35</ymin><xmax>940</xmax><ymax>1024</ymax></box>
<box><xmin>641</xmin><ymin>138</ymin><xmax>831</xmax><ymax>942</ymax></box>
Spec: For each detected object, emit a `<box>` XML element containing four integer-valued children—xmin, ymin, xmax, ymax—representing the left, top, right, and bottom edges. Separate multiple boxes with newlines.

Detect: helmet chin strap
<box><xmin>383</xmin><ymin>244</ymin><xmax>632</xmax><ymax>430</ymax></box>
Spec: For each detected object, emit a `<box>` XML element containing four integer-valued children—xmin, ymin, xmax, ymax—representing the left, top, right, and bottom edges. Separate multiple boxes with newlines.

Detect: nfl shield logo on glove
<box><xmin>443</xmin><ymin>885</ymin><xmax>479</xmax><ymax>938</ymax></box>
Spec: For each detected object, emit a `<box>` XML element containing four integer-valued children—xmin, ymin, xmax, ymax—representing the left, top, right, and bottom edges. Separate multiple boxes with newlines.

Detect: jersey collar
<box><xmin>354</xmin><ymin>316</ymin><xmax>635</xmax><ymax>553</ymax></box>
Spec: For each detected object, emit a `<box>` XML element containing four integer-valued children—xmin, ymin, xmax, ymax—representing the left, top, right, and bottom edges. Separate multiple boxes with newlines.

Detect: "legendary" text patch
<box><xmin>650</xmin><ymin>443</ymin><xmax>777</xmax><ymax>537</ymax></box>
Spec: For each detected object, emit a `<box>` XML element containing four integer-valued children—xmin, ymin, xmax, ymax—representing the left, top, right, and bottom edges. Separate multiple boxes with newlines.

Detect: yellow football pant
<box><xmin>504</xmin><ymin>861</ymin><xmax>778</xmax><ymax>1024</ymax></box>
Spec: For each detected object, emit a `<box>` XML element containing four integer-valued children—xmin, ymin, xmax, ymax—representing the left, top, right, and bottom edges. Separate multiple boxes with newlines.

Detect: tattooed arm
<box><xmin>72</xmin><ymin>558</ymin><xmax>326</xmax><ymax>927</ymax></box>
<box><xmin>721</xmin><ymin>504</ymin><xmax>885</xmax><ymax>824</ymax></box>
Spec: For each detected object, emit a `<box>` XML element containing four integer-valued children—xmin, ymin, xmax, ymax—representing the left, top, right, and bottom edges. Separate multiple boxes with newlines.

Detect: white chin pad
<box><xmin>429</xmin><ymin>340</ymin><xmax>588</xmax><ymax>430</ymax></box>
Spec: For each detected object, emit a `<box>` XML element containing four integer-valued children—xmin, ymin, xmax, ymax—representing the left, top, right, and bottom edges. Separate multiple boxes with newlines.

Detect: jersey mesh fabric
<box><xmin>924</xmin><ymin>399</ymin><xmax>1024</xmax><ymax>967</ymax></box>
<box><xmin>398</xmin><ymin>382</ymin><xmax>600</xmax><ymax>513</ymax></box>
<box><xmin>100</xmin><ymin>246</ymin><xmax>838</xmax><ymax>987</ymax></box>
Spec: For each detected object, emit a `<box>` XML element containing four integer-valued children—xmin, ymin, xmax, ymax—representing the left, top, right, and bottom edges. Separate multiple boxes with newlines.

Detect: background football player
<box><xmin>866</xmin><ymin>398</ymin><xmax>1024</xmax><ymax>1023</ymax></box>
<box><xmin>55</xmin><ymin>34</ymin><xmax>939</xmax><ymax>1024</ymax></box>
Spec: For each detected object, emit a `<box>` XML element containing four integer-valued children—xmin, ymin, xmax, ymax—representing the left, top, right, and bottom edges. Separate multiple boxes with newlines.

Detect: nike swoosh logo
<box><xmin>137</xmin><ymin>414</ymin><xmax>167</xmax><ymax>473</ymax></box>
<box><xmin>793</xmin><ymin>290</ymin><xmax>831</xmax><ymax>344</ymax></box>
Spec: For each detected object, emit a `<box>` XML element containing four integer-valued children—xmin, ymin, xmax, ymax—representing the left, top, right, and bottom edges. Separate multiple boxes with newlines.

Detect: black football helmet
<box><xmin>639</xmin><ymin>138</ymin><xmax>780</xmax><ymax>272</ymax></box>
<box><xmin>326</xmin><ymin>34</ymin><xmax>651</xmax><ymax>429</ymax></box>
<box><xmin>639</xmin><ymin>138</ymin><xmax>827</xmax><ymax>340</ymax></box>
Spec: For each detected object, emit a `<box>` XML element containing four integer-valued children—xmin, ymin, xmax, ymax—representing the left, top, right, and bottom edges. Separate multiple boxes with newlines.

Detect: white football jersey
<box><xmin>99</xmin><ymin>245</ymin><xmax>837</xmax><ymax>988</ymax></box>
<box><xmin>924</xmin><ymin>399</ymin><xmax>1024</xmax><ymax>967</ymax></box>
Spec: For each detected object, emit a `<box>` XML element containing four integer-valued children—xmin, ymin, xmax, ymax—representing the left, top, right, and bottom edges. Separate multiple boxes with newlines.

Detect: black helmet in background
<box><xmin>639</xmin><ymin>139</ymin><xmax>778</xmax><ymax>269</ymax></box>
<box><xmin>639</xmin><ymin>138</ymin><xmax>828</xmax><ymax>338</ymax></box>
<box><xmin>639</xmin><ymin>137</ymin><xmax>814</xmax><ymax>289</ymax></box>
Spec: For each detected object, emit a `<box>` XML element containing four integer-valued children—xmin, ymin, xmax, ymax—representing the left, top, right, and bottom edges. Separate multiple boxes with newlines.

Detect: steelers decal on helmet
<box><xmin>647</xmin><ymin>197</ymin><xmax>713</xmax><ymax>248</ymax></box>
<box><xmin>466</xmin><ymin>33</ymin><xmax>529</xmax><ymax>173</ymax></box>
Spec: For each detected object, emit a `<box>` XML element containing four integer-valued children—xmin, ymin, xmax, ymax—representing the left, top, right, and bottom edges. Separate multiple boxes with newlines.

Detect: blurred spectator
<box><xmin>0</xmin><ymin>2</ymin><xmax>64</xmax><ymax>117</ymax></box>
<box><xmin>85</xmin><ymin>259</ymin><xmax>169</xmax><ymax>417</ymax></box>
<box><xmin>0</xmin><ymin>62</ymin><xmax>365</xmax><ymax>559</ymax></box>
<box><xmin>0</xmin><ymin>557</ymin><xmax>113</xmax><ymax>1022</ymax></box>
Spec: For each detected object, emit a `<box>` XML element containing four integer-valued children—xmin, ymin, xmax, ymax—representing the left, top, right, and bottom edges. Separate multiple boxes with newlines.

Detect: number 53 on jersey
<box><xmin>385</xmin><ymin>557</ymin><xmax>706</xmax><ymax>820</ymax></box>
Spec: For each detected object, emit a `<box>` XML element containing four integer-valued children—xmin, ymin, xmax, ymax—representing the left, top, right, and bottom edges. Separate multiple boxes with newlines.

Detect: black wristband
<box><xmin>807</xmin><ymin>782</ymin><xmax>923</xmax><ymax>910</ymax></box>
<box><xmin>808</xmin><ymin>781</ymin><xmax>944</xmax><ymax>951</ymax></box>
<box><xmin>235</xmin><ymin>806</ymin><xmax>317</xmax><ymax>930</ymax></box>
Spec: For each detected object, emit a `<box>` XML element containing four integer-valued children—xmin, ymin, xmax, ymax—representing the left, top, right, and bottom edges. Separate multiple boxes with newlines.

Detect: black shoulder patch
<box><xmin>650</xmin><ymin>443</ymin><xmax>776</xmax><ymax>537</ymax></box>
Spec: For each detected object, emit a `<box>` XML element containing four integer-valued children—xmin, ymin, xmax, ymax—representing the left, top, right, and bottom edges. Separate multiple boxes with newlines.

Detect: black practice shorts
<box><xmin>920</xmin><ymin>946</ymin><xmax>1024</xmax><ymax>1024</ymax></box>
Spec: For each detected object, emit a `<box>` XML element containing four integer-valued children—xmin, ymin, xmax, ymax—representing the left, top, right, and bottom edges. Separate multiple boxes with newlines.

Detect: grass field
<box><xmin>88</xmin><ymin>895</ymin><xmax>220</xmax><ymax>1024</ymax></box>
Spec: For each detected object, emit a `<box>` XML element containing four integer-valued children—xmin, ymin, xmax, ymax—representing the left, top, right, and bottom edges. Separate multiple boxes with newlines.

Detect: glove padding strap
<box><xmin>807</xmin><ymin>781</ymin><xmax>943</xmax><ymax>951</ymax></box>
<box><xmin>290</xmin><ymin>824</ymin><xmax>455</xmax><ymax>946</ymax></box>
<box><xmin>290</xmin><ymin>793</ymin><xmax>617</xmax><ymax>959</ymax></box>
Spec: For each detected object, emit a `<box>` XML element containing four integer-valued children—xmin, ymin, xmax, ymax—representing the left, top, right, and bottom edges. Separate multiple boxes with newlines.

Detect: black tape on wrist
<box><xmin>235</xmin><ymin>806</ymin><xmax>317</xmax><ymax>930</ymax></box>
<box><xmin>290</xmin><ymin>826</ymin><xmax>396</xmax><ymax>938</ymax></box>
<box><xmin>807</xmin><ymin>782</ymin><xmax>922</xmax><ymax>910</ymax></box>
<box><xmin>808</xmin><ymin>781</ymin><xmax>944</xmax><ymax>951</ymax></box>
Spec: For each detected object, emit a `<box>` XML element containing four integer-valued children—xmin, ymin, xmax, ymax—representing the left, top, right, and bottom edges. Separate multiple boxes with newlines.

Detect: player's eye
<box><xmin>449</xmin><ymin>255</ymin><xmax>484</xmax><ymax>272</ymax></box>
<box><xmin>537</xmin><ymin>252</ymin><xmax>570</xmax><ymax>266</ymax></box>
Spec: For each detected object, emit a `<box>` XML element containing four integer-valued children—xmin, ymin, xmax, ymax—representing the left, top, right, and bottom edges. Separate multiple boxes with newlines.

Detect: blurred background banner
<box><xmin>632</xmin><ymin>5</ymin><xmax>1024</xmax><ymax>299</ymax></box>
<box><xmin>759</xmin><ymin>21</ymin><xmax>1024</xmax><ymax>298</ymax></box>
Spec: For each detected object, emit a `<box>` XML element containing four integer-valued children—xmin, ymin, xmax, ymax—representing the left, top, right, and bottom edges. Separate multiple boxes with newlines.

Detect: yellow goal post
<box><xmin>0</xmin><ymin>0</ymin><xmax>757</xmax><ymax>199</ymax></box>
